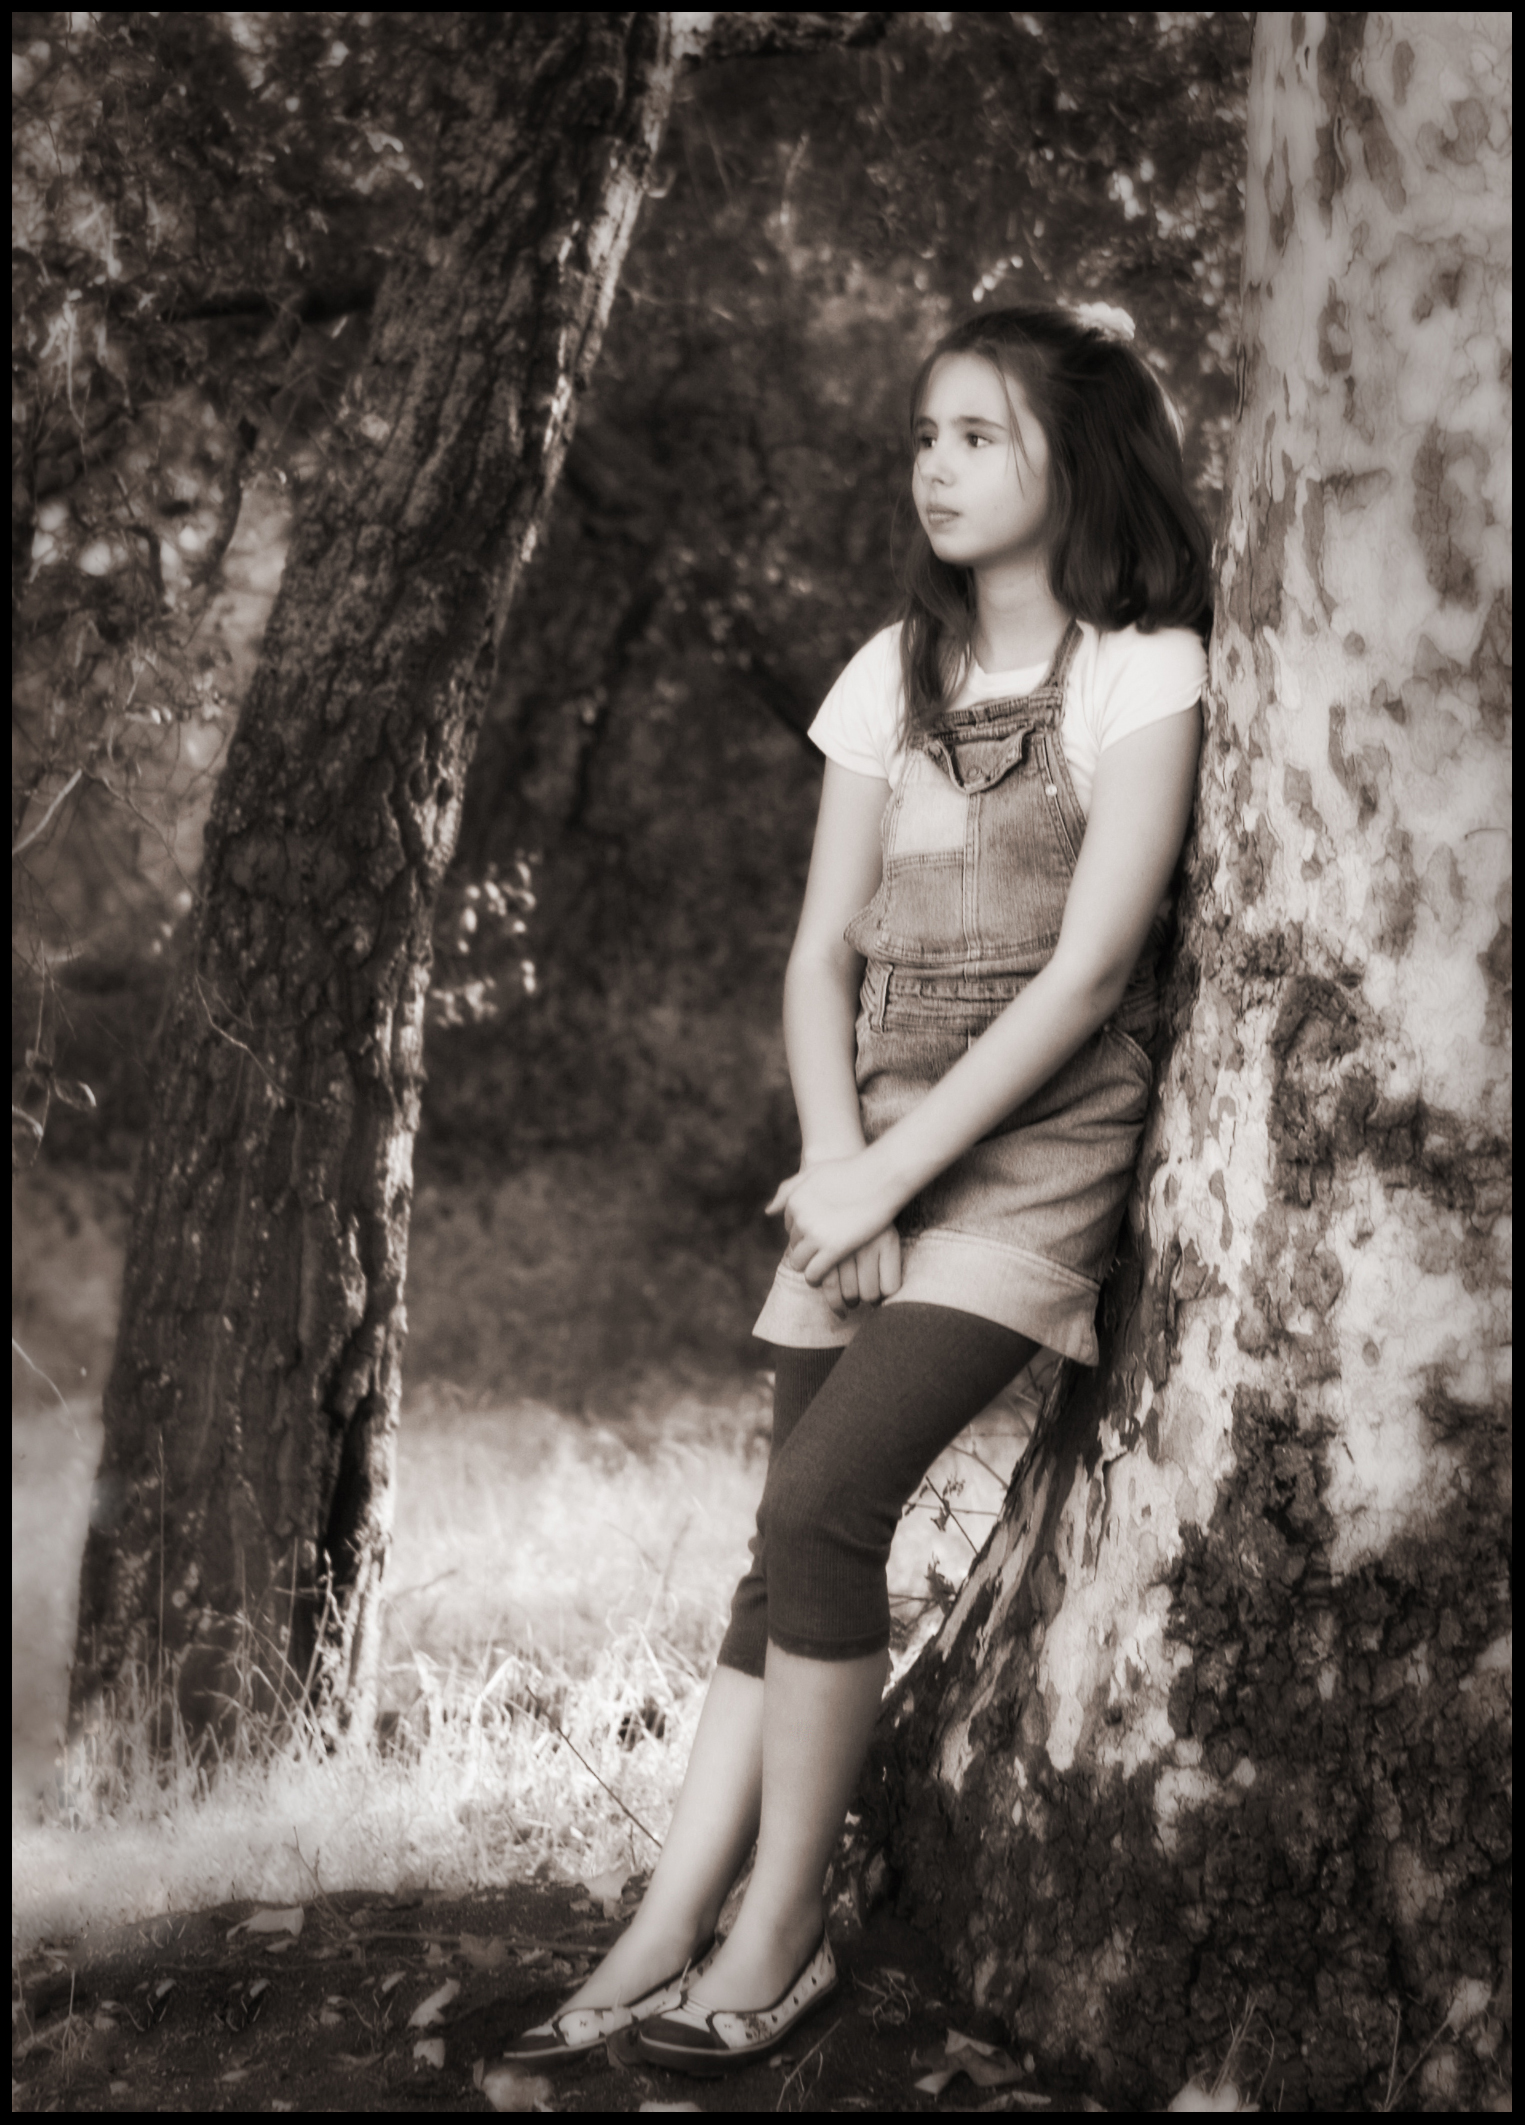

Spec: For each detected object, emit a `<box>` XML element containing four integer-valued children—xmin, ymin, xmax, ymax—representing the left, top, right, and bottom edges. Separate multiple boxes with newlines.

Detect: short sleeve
<box><xmin>1091</xmin><ymin>626</ymin><xmax>1207</xmax><ymax>754</ymax></box>
<box><xmin>807</xmin><ymin>626</ymin><xmax>903</xmax><ymax>784</ymax></box>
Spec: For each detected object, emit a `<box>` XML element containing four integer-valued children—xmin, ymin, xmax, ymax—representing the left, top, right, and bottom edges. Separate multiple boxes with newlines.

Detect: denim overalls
<box><xmin>753</xmin><ymin>618</ymin><xmax>1161</xmax><ymax>1366</ymax></box>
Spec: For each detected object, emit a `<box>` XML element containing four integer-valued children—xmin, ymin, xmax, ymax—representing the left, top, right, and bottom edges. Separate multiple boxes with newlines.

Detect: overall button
<box><xmin>965</xmin><ymin>768</ymin><xmax>988</xmax><ymax>788</ymax></box>
<box><xmin>1045</xmin><ymin>783</ymin><xmax>1058</xmax><ymax>797</ymax></box>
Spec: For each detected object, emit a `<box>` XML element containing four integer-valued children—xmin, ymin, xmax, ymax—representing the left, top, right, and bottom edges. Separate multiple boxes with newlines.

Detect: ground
<box><xmin>12</xmin><ymin>1878</ymin><xmax>1105</xmax><ymax>2114</ymax></box>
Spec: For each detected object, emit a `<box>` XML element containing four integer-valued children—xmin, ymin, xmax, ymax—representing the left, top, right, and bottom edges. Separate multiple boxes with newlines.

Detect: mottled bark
<box><xmin>860</xmin><ymin>16</ymin><xmax>1510</xmax><ymax>2112</ymax></box>
<box><xmin>68</xmin><ymin>14</ymin><xmax>681</xmax><ymax>1754</ymax></box>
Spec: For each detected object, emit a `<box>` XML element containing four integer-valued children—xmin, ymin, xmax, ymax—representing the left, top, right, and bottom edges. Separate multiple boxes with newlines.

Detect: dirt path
<box><xmin>13</xmin><ymin>1880</ymin><xmax>1098</xmax><ymax>2112</ymax></box>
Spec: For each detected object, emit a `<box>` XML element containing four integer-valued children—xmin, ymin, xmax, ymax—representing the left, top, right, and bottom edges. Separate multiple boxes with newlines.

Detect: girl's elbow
<box><xmin>786</xmin><ymin>939</ymin><xmax>862</xmax><ymax>1000</ymax></box>
<box><xmin>1049</xmin><ymin>949</ymin><xmax>1131</xmax><ymax>1023</ymax></box>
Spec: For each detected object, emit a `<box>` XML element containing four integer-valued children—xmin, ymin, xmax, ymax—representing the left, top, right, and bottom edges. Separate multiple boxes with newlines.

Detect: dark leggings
<box><xmin>716</xmin><ymin>1303</ymin><xmax>1037</xmax><ymax>1675</ymax></box>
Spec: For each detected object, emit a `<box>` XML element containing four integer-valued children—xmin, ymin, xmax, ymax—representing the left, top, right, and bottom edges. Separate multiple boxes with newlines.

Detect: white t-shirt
<box><xmin>808</xmin><ymin>619</ymin><xmax>1206</xmax><ymax>816</ymax></box>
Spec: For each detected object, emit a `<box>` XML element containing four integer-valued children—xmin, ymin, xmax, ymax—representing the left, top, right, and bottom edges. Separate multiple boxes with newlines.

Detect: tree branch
<box><xmin>678</xmin><ymin>12</ymin><xmax>892</xmax><ymax>67</ymax></box>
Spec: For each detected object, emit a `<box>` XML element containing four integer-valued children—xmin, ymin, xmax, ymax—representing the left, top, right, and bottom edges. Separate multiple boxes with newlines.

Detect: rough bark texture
<box><xmin>68</xmin><ymin>14</ymin><xmax>681</xmax><ymax>1754</ymax></box>
<box><xmin>859</xmin><ymin>16</ymin><xmax>1511</xmax><ymax>2111</ymax></box>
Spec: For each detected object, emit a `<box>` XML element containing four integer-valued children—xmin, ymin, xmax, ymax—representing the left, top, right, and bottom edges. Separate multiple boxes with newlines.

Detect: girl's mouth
<box><xmin>925</xmin><ymin>507</ymin><xmax>959</xmax><ymax>525</ymax></box>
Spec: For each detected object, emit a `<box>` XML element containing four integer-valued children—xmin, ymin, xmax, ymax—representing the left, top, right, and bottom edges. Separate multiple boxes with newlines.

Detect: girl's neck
<box><xmin>971</xmin><ymin>558</ymin><xmax>1071</xmax><ymax>673</ymax></box>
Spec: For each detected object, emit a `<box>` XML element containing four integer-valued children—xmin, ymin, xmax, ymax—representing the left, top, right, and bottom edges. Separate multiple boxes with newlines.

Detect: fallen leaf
<box><xmin>947</xmin><ymin>2027</ymin><xmax>1028</xmax><ymax>2090</ymax></box>
<box><xmin>479</xmin><ymin>2064</ymin><xmax>556</xmax><ymax>2111</ymax></box>
<box><xmin>460</xmin><ymin>1933</ymin><xmax>510</xmax><ymax>1973</ymax></box>
<box><xmin>380</xmin><ymin>1971</ymin><xmax>407</xmax><ymax>1994</ymax></box>
<box><xmin>413</xmin><ymin>2037</ymin><xmax>446</xmax><ymax>2069</ymax></box>
<box><xmin>227</xmin><ymin>1906</ymin><xmax>304</xmax><ymax>1942</ymax></box>
<box><xmin>583</xmin><ymin>1865</ymin><xmax>631</xmax><ymax>1919</ymax></box>
<box><xmin>319</xmin><ymin>2008</ymin><xmax>345</xmax><ymax>2029</ymax></box>
<box><xmin>408</xmin><ymin>1978</ymin><xmax>460</xmax><ymax>2029</ymax></box>
<box><xmin>1167</xmin><ymin>2078</ymin><xmax>1249</xmax><ymax>2112</ymax></box>
<box><xmin>220</xmin><ymin>2067</ymin><xmax>250</xmax><ymax>2084</ymax></box>
<box><xmin>917</xmin><ymin>2028</ymin><xmax>1033</xmax><ymax>2097</ymax></box>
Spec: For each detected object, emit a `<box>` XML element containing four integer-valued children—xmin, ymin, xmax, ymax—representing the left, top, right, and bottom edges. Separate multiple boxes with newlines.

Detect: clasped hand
<box><xmin>767</xmin><ymin>1151</ymin><xmax>903</xmax><ymax>1315</ymax></box>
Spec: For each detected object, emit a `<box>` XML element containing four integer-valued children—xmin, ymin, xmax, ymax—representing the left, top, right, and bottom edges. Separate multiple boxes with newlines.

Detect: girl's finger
<box><xmin>853</xmin><ymin>1246</ymin><xmax>881</xmax><ymax>1306</ymax></box>
<box><xmin>837</xmin><ymin>1255</ymin><xmax>861</xmax><ymax>1310</ymax></box>
<box><xmin>801</xmin><ymin>1244</ymin><xmax>831</xmax><ymax>1288</ymax></box>
<box><xmin>822</xmin><ymin>1267</ymin><xmax>847</xmax><ymax>1319</ymax></box>
<box><xmin>766</xmin><ymin>1175</ymin><xmax>800</xmax><ymax>1217</ymax></box>
<box><xmin>879</xmin><ymin>1228</ymin><xmax>903</xmax><ymax>1297</ymax></box>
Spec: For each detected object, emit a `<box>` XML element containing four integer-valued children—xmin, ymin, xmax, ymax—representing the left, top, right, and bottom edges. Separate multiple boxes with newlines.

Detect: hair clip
<box><xmin>1066</xmin><ymin>301</ymin><xmax>1136</xmax><ymax>343</ymax></box>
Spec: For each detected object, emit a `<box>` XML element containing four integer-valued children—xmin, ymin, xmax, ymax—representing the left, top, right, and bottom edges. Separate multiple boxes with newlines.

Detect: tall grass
<box><xmin>13</xmin><ymin>1371</ymin><xmax>1035</xmax><ymax>1957</ymax></box>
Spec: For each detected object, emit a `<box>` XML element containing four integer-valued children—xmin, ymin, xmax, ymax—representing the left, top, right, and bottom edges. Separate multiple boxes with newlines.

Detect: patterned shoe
<box><xmin>497</xmin><ymin>1936</ymin><xmax>717</xmax><ymax>2068</ymax></box>
<box><xmin>633</xmin><ymin>1932</ymin><xmax>837</xmax><ymax>2075</ymax></box>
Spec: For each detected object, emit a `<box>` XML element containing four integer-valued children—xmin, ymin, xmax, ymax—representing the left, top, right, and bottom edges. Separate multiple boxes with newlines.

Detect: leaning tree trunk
<box><xmin>66</xmin><ymin>7</ymin><xmax>888</xmax><ymax>1767</ymax></box>
<box><xmin>860</xmin><ymin>15</ymin><xmax>1510</xmax><ymax>2112</ymax></box>
<box><xmin>67</xmin><ymin>14</ymin><xmax>682</xmax><ymax>1757</ymax></box>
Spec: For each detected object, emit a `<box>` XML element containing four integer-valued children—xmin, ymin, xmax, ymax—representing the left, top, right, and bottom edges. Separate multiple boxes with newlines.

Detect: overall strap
<box><xmin>1038</xmin><ymin>615</ymin><xmax>1083</xmax><ymax>699</ymax></box>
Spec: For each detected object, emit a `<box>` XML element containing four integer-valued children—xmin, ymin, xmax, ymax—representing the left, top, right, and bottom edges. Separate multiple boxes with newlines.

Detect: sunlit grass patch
<box><xmin>13</xmin><ymin>1370</ymin><xmax>1034</xmax><ymax>1956</ymax></box>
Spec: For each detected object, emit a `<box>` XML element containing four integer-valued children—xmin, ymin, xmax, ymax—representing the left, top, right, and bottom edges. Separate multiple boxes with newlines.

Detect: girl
<box><xmin>503</xmin><ymin>303</ymin><xmax>1211</xmax><ymax>2075</ymax></box>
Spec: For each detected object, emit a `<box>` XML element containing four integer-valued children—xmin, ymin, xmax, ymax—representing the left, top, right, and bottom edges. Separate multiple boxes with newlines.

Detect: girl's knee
<box><xmin>762</xmin><ymin>1455</ymin><xmax>892</xmax><ymax>1580</ymax></box>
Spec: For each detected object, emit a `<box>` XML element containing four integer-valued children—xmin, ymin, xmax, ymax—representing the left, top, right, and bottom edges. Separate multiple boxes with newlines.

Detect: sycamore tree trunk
<box><xmin>66</xmin><ymin>14</ymin><xmax>680</xmax><ymax>1760</ymax></box>
<box><xmin>860</xmin><ymin>16</ymin><xmax>1510</xmax><ymax>2112</ymax></box>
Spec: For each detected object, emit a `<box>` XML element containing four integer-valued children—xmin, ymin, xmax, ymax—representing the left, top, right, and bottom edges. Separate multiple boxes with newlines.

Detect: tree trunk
<box><xmin>67</xmin><ymin>14</ymin><xmax>681</xmax><ymax>1757</ymax></box>
<box><xmin>860</xmin><ymin>16</ymin><xmax>1510</xmax><ymax>2112</ymax></box>
<box><xmin>65</xmin><ymin>6</ymin><xmax>889</xmax><ymax>1767</ymax></box>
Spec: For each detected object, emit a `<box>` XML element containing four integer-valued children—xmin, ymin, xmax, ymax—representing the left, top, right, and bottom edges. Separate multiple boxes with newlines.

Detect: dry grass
<box><xmin>12</xmin><ymin>1371</ymin><xmax>1034</xmax><ymax>1957</ymax></box>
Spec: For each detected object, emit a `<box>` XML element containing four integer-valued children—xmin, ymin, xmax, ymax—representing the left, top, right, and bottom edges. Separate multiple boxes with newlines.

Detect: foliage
<box><xmin>12</xmin><ymin>12</ymin><xmax>1250</xmax><ymax>1211</ymax></box>
<box><xmin>11</xmin><ymin>11</ymin><xmax>428</xmax><ymax>1154</ymax></box>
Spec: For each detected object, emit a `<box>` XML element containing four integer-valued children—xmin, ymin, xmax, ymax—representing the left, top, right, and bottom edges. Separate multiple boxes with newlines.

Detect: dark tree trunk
<box><xmin>66</xmin><ymin>4</ymin><xmax>889</xmax><ymax>1767</ymax></box>
<box><xmin>67</xmin><ymin>13</ymin><xmax>682</xmax><ymax>1756</ymax></box>
<box><xmin>856</xmin><ymin>14</ymin><xmax>1511</xmax><ymax>2113</ymax></box>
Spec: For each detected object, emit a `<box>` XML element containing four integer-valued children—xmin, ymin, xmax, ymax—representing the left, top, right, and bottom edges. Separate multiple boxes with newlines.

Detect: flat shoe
<box><xmin>634</xmin><ymin>1932</ymin><xmax>837</xmax><ymax>2075</ymax></box>
<box><xmin>497</xmin><ymin>1935</ymin><xmax>717</xmax><ymax>2068</ymax></box>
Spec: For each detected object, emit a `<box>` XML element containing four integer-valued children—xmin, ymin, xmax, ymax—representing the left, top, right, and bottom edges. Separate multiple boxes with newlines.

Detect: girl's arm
<box><xmin>772</xmin><ymin>703</ymin><xmax>1203</xmax><ymax>1283</ymax></box>
<box><xmin>780</xmin><ymin>759</ymin><xmax>899</xmax><ymax>1307</ymax></box>
<box><xmin>784</xmin><ymin>760</ymin><xmax>889</xmax><ymax>1163</ymax></box>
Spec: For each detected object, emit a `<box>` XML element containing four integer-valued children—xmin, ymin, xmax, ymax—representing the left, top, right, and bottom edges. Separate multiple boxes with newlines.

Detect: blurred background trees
<box><xmin>13</xmin><ymin>11</ymin><xmax>1251</xmax><ymax>1408</ymax></box>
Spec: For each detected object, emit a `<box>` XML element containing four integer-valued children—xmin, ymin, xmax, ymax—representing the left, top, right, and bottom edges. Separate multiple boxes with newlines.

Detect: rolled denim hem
<box><xmin>750</xmin><ymin>1262</ymin><xmax>859</xmax><ymax>1349</ymax></box>
<box><xmin>766</xmin><ymin>1625</ymin><xmax>891</xmax><ymax>1663</ymax></box>
<box><xmin>751</xmin><ymin>1234</ymin><xmax>1099</xmax><ymax>1365</ymax></box>
<box><xmin>887</xmin><ymin>1231</ymin><xmax>1100</xmax><ymax>1366</ymax></box>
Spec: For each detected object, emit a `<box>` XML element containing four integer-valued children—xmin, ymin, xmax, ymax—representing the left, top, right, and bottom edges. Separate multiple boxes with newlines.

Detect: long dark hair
<box><xmin>897</xmin><ymin>305</ymin><xmax>1213</xmax><ymax>732</ymax></box>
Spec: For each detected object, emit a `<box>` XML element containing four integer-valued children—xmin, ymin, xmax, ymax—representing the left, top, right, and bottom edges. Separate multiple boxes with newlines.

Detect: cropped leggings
<box><xmin>716</xmin><ymin>1302</ymin><xmax>1037</xmax><ymax>1675</ymax></box>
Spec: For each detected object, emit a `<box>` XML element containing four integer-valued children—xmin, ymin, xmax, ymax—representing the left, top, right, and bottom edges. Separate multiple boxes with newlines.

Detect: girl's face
<box><xmin>912</xmin><ymin>351</ymin><xmax>1051</xmax><ymax>572</ymax></box>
